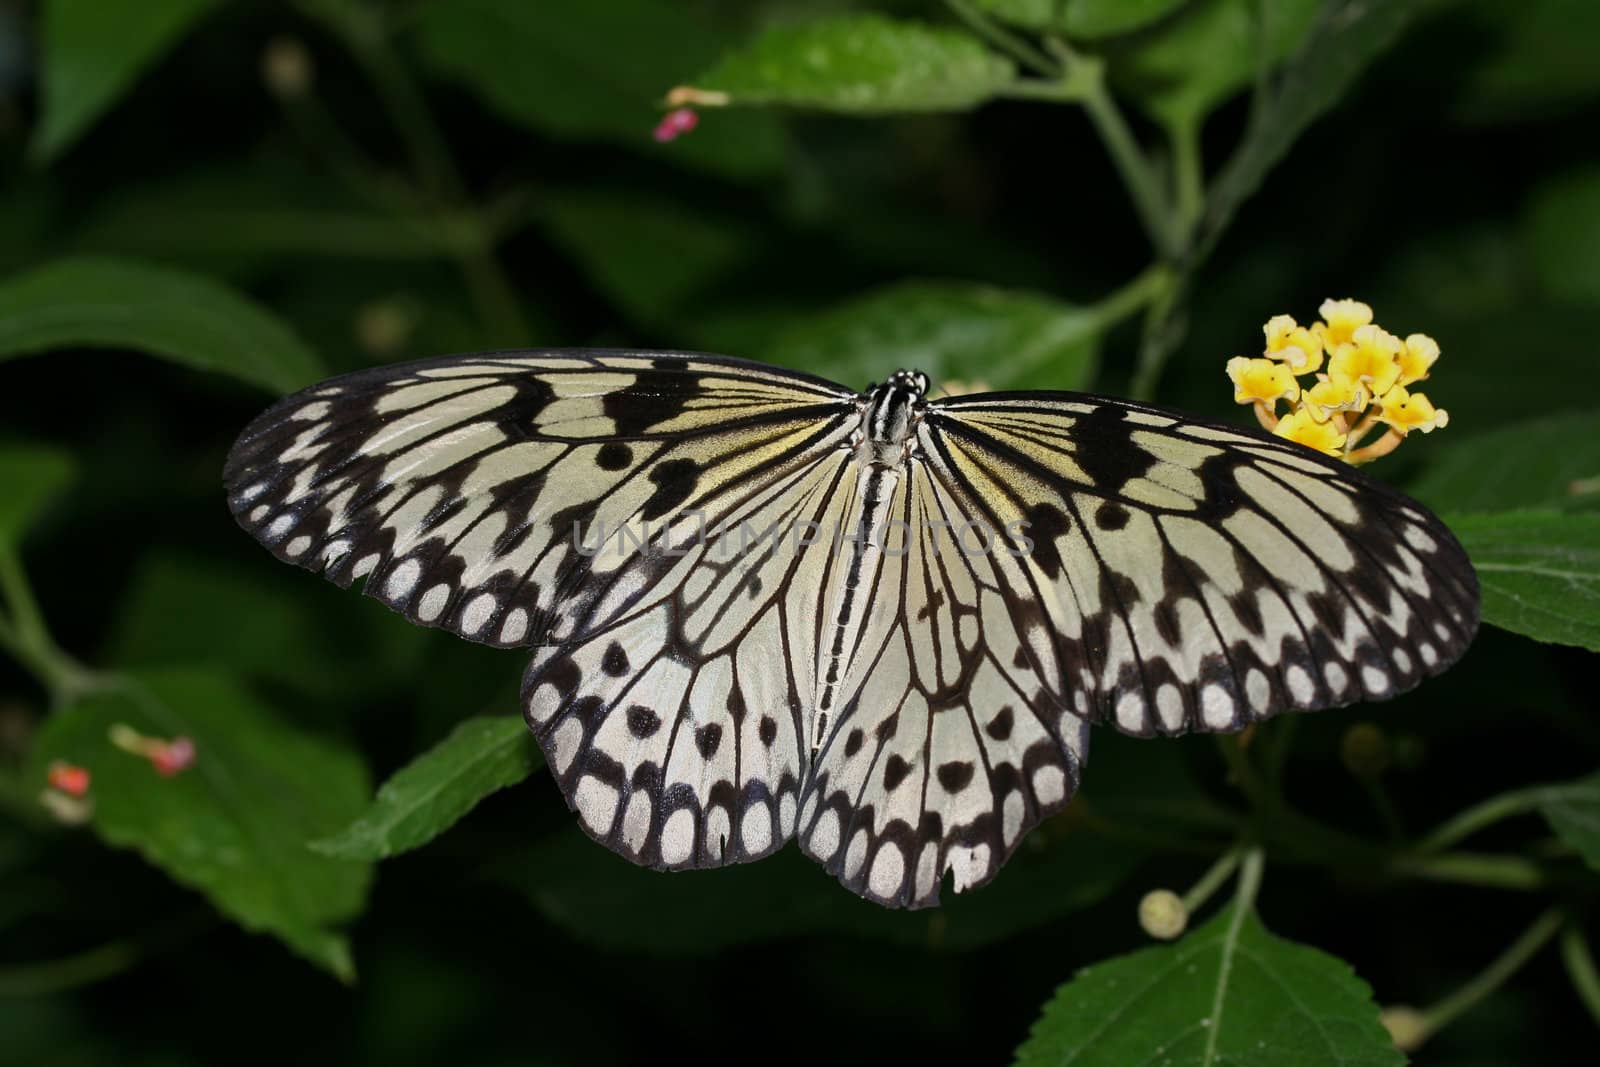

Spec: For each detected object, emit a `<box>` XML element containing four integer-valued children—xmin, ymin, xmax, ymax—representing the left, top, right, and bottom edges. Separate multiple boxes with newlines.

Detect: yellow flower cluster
<box><xmin>1226</xmin><ymin>299</ymin><xmax>1449</xmax><ymax>464</ymax></box>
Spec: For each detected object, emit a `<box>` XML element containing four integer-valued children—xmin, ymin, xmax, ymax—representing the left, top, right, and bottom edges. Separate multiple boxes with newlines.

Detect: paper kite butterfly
<box><xmin>224</xmin><ymin>350</ymin><xmax>1478</xmax><ymax>907</ymax></box>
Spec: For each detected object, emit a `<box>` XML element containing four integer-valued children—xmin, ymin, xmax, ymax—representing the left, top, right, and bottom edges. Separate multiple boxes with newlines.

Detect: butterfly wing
<box><xmin>796</xmin><ymin>460</ymin><xmax>1089</xmax><ymax>907</ymax></box>
<box><xmin>224</xmin><ymin>350</ymin><xmax>856</xmax><ymax>649</ymax></box>
<box><xmin>521</xmin><ymin>444</ymin><xmax>862</xmax><ymax>871</ymax></box>
<box><xmin>920</xmin><ymin>393</ymin><xmax>1478</xmax><ymax>736</ymax></box>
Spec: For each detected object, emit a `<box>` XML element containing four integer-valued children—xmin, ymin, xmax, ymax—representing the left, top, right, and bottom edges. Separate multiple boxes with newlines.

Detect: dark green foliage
<box><xmin>1</xmin><ymin>1</ymin><xmax>1598</xmax><ymax>1063</ymax></box>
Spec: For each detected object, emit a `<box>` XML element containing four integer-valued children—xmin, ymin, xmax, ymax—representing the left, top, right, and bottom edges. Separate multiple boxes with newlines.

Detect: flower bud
<box><xmin>262</xmin><ymin>36</ymin><xmax>313</xmax><ymax>99</ymax></box>
<box><xmin>1138</xmin><ymin>889</ymin><xmax>1187</xmax><ymax>940</ymax></box>
<box><xmin>1340</xmin><ymin>722</ymin><xmax>1391</xmax><ymax>780</ymax></box>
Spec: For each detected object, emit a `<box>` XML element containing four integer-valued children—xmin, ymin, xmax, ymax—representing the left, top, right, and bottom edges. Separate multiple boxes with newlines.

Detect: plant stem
<box><xmin>325</xmin><ymin>3</ymin><xmax>465</xmax><ymax>202</ymax></box>
<box><xmin>0</xmin><ymin>912</ymin><xmax>213</xmax><ymax>997</ymax></box>
<box><xmin>1183</xmin><ymin>846</ymin><xmax>1244</xmax><ymax>915</ymax></box>
<box><xmin>0</xmin><ymin>549</ymin><xmax>99</xmax><ymax>708</ymax></box>
<box><xmin>1560</xmin><ymin>923</ymin><xmax>1600</xmax><ymax>1029</ymax></box>
<box><xmin>1087</xmin><ymin>263</ymin><xmax>1172</xmax><ymax>332</ymax></box>
<box><xmin>944</xmin><ymin>0</ymin><xmax>1059</xmax><ymax>77</ymax></box>
<box><xmin>1395</xmin><ymin>851</ymin><xmax>1548</xmax><ymax>892</ymax></box>
<box><xmin>1413</xmin><ymin>908</ymin><xmax>1563</xmax><ymax>1044</ymax></box>
<box><xmin>1039</xmin><ymin>37</ymin><xmax>1175</xmax><ymax>258</ymax></box>
<box><xmin>1169</xmin><ymin>117</ymin><xmax>1204</xmax><ymax>244</ymax></box>
<box><xmin>1416</xmin><ymin>786</ymin><xmax>1549</xmax><ymax>855</ymax></box>
<box><xmin>1129</xmin><ymin>275</ymin><xmax>1184</xmax><ymax>400</ymax></box>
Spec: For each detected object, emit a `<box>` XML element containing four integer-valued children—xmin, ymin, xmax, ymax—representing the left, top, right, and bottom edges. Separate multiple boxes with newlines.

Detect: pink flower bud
<box><xmin>653</xmin><ymin>108</ymin><xmax>699</xmax><ymax>143</ymax></box>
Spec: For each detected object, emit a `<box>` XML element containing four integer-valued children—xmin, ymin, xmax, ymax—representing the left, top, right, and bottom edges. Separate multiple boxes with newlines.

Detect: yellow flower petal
<box><xmin>1328</xmin><ymin>324</ymin><xmax>1402</xmax><ymax>396</ymax></box>
<box><xmin>1274</xmin><ymin>409</ymin><xmax>1347</xmax><ymax>456</ymax></box>
<box><xmin>1226</xmin><ymin>356</ymin><xmax>1300</xmax><ymax>405</ymax></box>
<box><xmin>1317</xmin><ymin>298</ymin><xmax>1374</xmax><ymax>351</ymax></box>
<box><xmin>1397</xmin><ymin>332</ymin><xmax>1440</xmax><ymax>386</ymax></box>
<box><xmin>1263</xmin><ymin>314</ymin><xmax>1324</xmax><ymax>374</ymax></box>
<box><xmin>1300</xmin><ymin>374</ymin><xmax>1368</xmax><ymax>423</ymax></box>
<box><xmin>1375</xmin><ymin>386</ymin><xmax>1449</xmax><ymax>434</ymax></box>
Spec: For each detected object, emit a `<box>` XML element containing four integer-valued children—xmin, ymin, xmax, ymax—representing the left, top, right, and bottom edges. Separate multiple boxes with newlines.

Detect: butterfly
<box><xmin>224</xmin><ymin>350</ymin><xmax>1478</xmax><ymax>907</ymax></box>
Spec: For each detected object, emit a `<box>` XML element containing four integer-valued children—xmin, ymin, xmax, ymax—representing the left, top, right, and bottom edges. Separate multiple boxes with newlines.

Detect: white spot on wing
<box><xmin>660</xmin><ymin>808</ymin><xmax>695</xmax><ymax>866</ymax></box>
<box><xmin>1201</xmin><ymin>684</ymin><xmax>1234</xmax><ymax>729</ymax></box>
<box><xmin>386</xmin><ymin>558</ymin><xmax>421</xmax><ymax>600</ymax></box>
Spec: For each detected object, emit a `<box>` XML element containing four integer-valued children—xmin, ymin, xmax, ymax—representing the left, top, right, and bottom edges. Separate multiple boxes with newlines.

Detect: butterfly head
<box><xmin>888</xmin><ymin>368</ymin><xmax>931</xmax><ymax>398</ymax></box>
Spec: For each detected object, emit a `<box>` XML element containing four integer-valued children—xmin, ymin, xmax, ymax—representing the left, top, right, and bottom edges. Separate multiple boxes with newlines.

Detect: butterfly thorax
<box><xmin>852</xmin><ymin>368</ymin><xmax>929</xmax><ymax>469</ymax></box>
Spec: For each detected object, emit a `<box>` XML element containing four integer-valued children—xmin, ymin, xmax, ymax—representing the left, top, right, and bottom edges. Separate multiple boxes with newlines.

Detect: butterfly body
<box><xmin>226</xmin><ymin>349</ymin><xmax>1477</xmax><ymax>908</ymax></box>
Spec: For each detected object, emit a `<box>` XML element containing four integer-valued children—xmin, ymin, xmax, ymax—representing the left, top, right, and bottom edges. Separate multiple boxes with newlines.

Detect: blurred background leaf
<box><xmin>1537</xmin><ymin>771</ymin><xmax>1600</xmax><ymax>871</ymax></box>
<box><xmin>0</xmin><ymin>257</ymin><xmax>324</xmax><ymax>392</ymax></box>
<box><xmin>31</xmin><ymin>0</ymin><xmax>224</xmax><ymax>162</ymax></box>
<box><xmin>1108</xmin><ymin>0</ymin><xmax>1319</xmax><ymax>132</ymax></box>
<box><xmin>764</xmin><ymin>280</ymin><xmax>1108</xmax><ymax>389</ymax></box>
<box><xmin>0</xmin><ymin>442</ymin><xmax>75</xmax><ymax>548</ymax></box>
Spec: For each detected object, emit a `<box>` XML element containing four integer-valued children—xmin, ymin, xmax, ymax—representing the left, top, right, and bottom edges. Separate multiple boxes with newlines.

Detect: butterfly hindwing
<box><xmin>796</xmin><ymin>462</ymin><xmax>1089</xmax><ymax>906</ymax></box>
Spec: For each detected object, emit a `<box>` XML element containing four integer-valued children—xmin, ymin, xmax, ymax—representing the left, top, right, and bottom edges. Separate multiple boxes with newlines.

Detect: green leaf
<box><xmin>0</xmin><ymin>257</ymin><xmax>323</xmax><ymax>393</ymax></box>
<box><xmin>764</xmin><ymin>281</ymin><xmax>1103</xmax><ymax>391</ymax></box>
<box><xmin>0</xmin><ymin>443</ymin><xmax>76</xmax><ymax>549</ymax></box>
<box><xmin>692</xmin><ymin>14</ymin><xmax>1017</xmax><ymax>112</ymax></box>
<box><xmin>26</xmin><ymin>670</ymin><xmax>372</xmax><ymax>979</ymax></box>
<box><xmin>1110</xmin><ymin>0</ymin><xmax>1319</xmax><ymax>131</ymax></box>
<box><xmin>32</xmin><ymin>0</ymin><xmax>224</xmax><ymax>163</ymax></box>
<box><xmin>1449</xmin><ymin>510</ymin><xmax>1600</xmax><ymax>651</ymax></box>
<box><xmin>1408</xmin><ymin>412</ymin><xmax>1600</xmax><ymax>514</ymax></box>
<box><xmin>955</xmin><ymin>1</ymin><xmax>1191</xmax><ymax>39</ymax></box>
<box><xmin>312</xmin><ymin>717</ymin><xmax>541</xmax><ymax>862</ymax></box>
<box><xmin>500</xmin><ymin>817</ymin><xmax>1141</xmax><ymax>955</ymax></box>
<box><xmin>1194</xmin><ymin>0</ymin><xmax>1429</xmax><ymax>262</ymax></box>
<box><xmin>1015</xmin><ymin>905</ymin><xmax>1403</xmax><ymax>1067</ymax></box>
<box><xmin>1060</xmin><ymin>0</ymin><xmax>1192</xmax><ymax>38</ymax></box>
<box><xmin>413</xmin><ymin>0</ymin><xmax>785</xmax><ymax>180</ymax></box>
<box><xmin>1535</xmin><ymin>771</ymin><xmax>1600</xmax><ymax>871</ymax></box>
<box><xmin>1525</xmin><ymin>165</ymin><xmax>1600</xmax><ymax>306</ymax></box>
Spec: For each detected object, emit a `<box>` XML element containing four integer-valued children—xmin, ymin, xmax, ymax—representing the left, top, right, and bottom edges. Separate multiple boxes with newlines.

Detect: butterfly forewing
<box><xmin>922</xmin><ymin>393</ymin><xmax>1478</xmax><ymax>737</ymax></box>
<box><xmin>224</xmin><ymin>351</ymin><xmax>855</xmax><ymax>649</ymax></box>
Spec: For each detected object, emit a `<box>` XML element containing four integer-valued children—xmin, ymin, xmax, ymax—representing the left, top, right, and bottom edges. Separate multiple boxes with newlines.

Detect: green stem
<box><xmin>1169</xmin><ymin>116</ymin><xmax>1204</xmax><ymax>244</ymax></box>
<box><xmin>1261</xmin><ymin>715</ymin><xmax>1298</xmax><ymax>793</ymax></box>
<box><xmin>1182</xmin><ymin>845</ymin><xmax>1244</xmax><ymax>915</ymax></box>
<box><xmin>1394</xmin><ymin>851</ymin><xmax>1549</xmax><ymax>892</ymax></box>
<box><xmin>0</xmin><ymin>549</ymin><xmax>99</xmax><ymax>707</ymax></box>
<box><xmin>1360</xmin><ymin>776</ymin><xmax>1406</xmax><ymax>844</ymax></box>
<box><xmin>1129</xmin><ymin>273</ymin><xmax>1185</xmax><ymax>400</ymax></box>
<box><xmin>0</xmin><ymin>913</ymin><xmax>213</xmax><ymax>997</ymax></box>
<box><xmin>0</xmin><ymin>938</ymin><xmax>141</xmax><ymax>997</ymax></box>
<box><xmin>1416</xmin><ymin>786</ymin><xmax>1549</xmax><ymax>855</ymax></box>
<box><xmin>323</xmin><ymin>3</ymin><xmax>465</xmax><ymax>201</ymax></box>
<box><xmin>944</xmin><ymin>0</ymin><xmax>1059</xmax><ymax>77</ymax></box>
<box><xmin>1413</xmin><ymin>908</ymin><xmax>1563</xmax><ymax>1044</ymax></box>
<box><xmin>1201</xmin><ymin>846</ymin><xmax>1265</xmax><ymax>1065</ymax></box>
<box><xmin>1087</xmin><ymin>263</ymin><xmax>1172</xmax><ymax>333</ymax></box>
<box><xmin>1039</xmin><ymin>37</ymin><xmax>1175</xmax><ymax>258</ymax></box>
<box><xmin>1560</xmin><ymin>923</ymin><xmax>1600</xmax><ymax>1030</ymax></box>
